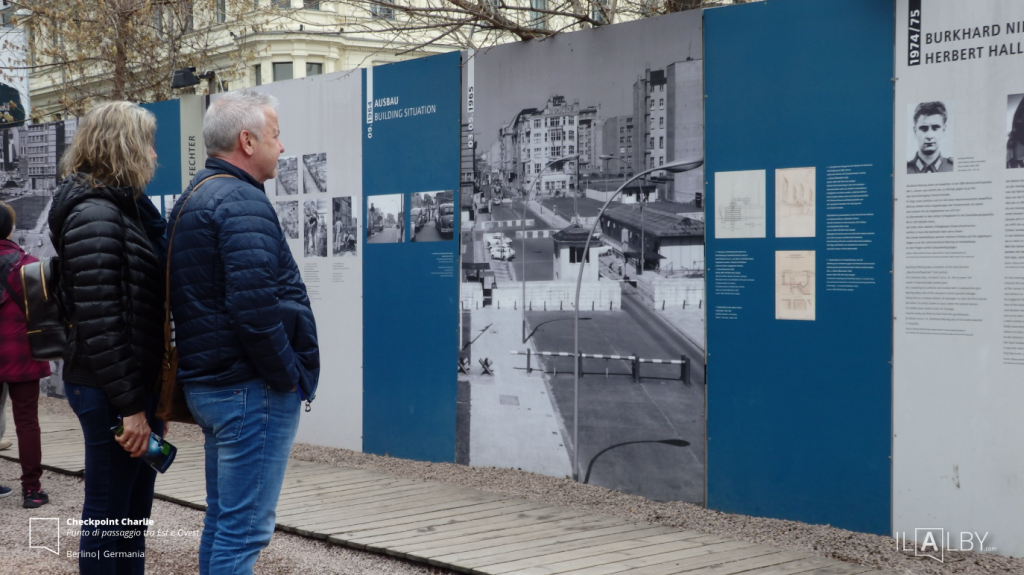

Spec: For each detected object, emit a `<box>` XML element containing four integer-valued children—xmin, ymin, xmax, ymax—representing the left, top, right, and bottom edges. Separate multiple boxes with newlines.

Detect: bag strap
<box><xmin>164</xmin><ymin>174</ymin><xmax>236</xmax><ymax>330</ymax></box>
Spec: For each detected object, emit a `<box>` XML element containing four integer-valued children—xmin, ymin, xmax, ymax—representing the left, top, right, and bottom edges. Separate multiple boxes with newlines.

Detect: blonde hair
<box><xmin>59</xmin><ymin>101</ymin><xmax>157</xmax><ymax>194</ymax></box>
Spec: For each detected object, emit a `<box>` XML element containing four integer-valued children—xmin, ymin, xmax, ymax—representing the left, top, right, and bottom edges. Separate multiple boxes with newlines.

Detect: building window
<box><xmin>659</xmin><ymin>136</ymin><xmax>663</xmax><ymax>149</ymax></box>
<box><xmin>216</xmin><ymin>0</ymin><xmax>227</xmax><ymax>23</ymax></box>
<box><xmin>659</xmin><ymin>117</ymin><xmax>664</xmax><ymax>128</ymax></box>
<box><xmin>534</xmin><ymin>119</ymin><xmax>541</xmax><ymax>129</ymax></box>
<box><xmin>660</xmin><ymin>84</ymin><xmax>664</xmax><ymax>92</ymax></box>
<box><xmin>569</xmin><ymin>247</ymin><xmax>590</xmax><ymax>264</ymax></box>
<box><xmin>306</xmin><ymin>62</ymin><xmax>323</xmax><ymax>76</ymax></box>
<box><xmin>568</xmin><ymin>130</ymin><xmax>574</xmax><ymax>139</ymax></box>
<box><xmin>305</xmin><ymin>0</ymin><xmax>321</xmax><ymax>8</ymax></box>
<box><xmin>659</xmin><ymin>156</ymin><xmax>664</xmax><ymax>166</ymax></box>
<box><xmin>568</xmin><ymin>145</ymin><xmax>574</xmax><ymax>154</ymax></box>
<box><xmin>649</xmin><ymin>100</ymin><xmax>654</xmax><ymax>110</ymax></box>
<box><xmin>371</xmin><ymin>3</ymin><xmax>395</xmax><ymax>19</ymax></box>
<box><xmin>274</xmin><ymin>0</ymin><xmax>291</xmax><ymax>6</ymax></box>
<box><xmin>659</xmin><ymin>98</ymin><xmax>664</xmax><ymax>109</ymax></box>
<box><xmin>254</xmin><ymin>64</ymin><xmax>262</xmax><ymax>86</ymax></box>
<box><xmin>627</xmin><ymin>146</ymin><xmax>632</xmax><ymax>153</ymax></box>
<box><xmin>649</xmin><ymin>137</ymin><xmax>654</xmax><ymax>148</ymax></box>
<box><xmin>535</xmin><ymin>163</ymin><xmax>541</xmax><ymax>173</ymax></box>
<box><xmin>273</xmin><ymin>62</ymin><xmax>293</xmax><ymax>82</ymax></box>
<box><xmin>619</xmin><ymin>137</ymin><xmax>624</xmax><ymax>144</ymax></box>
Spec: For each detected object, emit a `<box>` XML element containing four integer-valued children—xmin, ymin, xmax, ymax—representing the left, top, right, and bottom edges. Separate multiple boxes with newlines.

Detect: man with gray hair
<box><xmin>167</xmin><ymin>89</ymin><xmax>319</xmax><ymax>575</ymax></box>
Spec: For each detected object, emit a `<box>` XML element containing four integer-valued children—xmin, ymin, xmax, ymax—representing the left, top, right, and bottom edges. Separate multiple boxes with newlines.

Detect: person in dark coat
<box><xmin>0</xmin><ymin>201</ymin><xmax>52</xmax><ymax>507</ymax></box>
<box><xmin>48</xmin><ymin>101</ymin><xmax>166</xmax><ymax>575</ymax></box>
<box><xmin>167</xmin><ymin>89</ymin><xmax>318</xmax><ymax>575</ymax></box>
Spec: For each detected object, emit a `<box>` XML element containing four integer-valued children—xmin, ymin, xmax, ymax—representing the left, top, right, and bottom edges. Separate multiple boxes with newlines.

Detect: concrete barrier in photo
<box><xmin>635</xmin><ymin>274</ymin><xmax>704</xmax><ymax>309</ymax></box>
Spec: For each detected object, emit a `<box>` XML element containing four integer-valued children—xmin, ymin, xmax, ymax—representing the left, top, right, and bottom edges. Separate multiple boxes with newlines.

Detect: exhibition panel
<box><xmin>893</xmin><ymin>0</ymin><xmax>1024</xmax><ymax>556</ymax></box>
<box><xmin>209</xmin><ymin>71</ymin><xmax>366</xmax><ymax>451</ymax></box>
<box><xmin>362</xmin><ymin>52</ymin><xmax>463</xmax><ymax>461</ymax></box>
<box><xmin>704</xmin><ymin>0</ymin><xmax>895</xmax><ymax>534</ymax></box>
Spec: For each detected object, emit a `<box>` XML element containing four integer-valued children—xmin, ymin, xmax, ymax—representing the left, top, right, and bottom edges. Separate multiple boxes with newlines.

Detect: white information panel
<box><xmin>212</xmin><ymin>71</ymin><xmax>365</xmax><ymax>451</ymax></box>
<box><xmin>894</xmin><ymin>0</ymin><xmax>1024</xmax><ymax>557</ymax></box>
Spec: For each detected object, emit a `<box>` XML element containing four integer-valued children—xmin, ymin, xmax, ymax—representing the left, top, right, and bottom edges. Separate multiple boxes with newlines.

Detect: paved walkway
<box><xmin>1</xmin><ymin>408</ymin><xmax>892</xmax><ymax>575</ymax></box>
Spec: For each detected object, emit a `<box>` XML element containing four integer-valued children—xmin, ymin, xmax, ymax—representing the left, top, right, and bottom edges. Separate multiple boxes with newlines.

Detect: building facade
<box><xmin>17</xmin><ymin>118</ymin><xmax>75</xmax><ymax>192</ymax></box>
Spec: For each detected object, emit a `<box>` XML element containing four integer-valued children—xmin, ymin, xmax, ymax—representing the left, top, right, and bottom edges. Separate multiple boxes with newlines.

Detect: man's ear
<box><xmin>239</xmin><ymin>130</ymin><xmax>256</xmax><ymax>157</ymax></box>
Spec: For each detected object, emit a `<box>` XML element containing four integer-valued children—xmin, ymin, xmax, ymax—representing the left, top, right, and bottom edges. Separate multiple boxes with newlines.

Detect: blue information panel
<box><xmin>704</xmin><ymin>0</ymin><xmax>894</xmax><ymax>534</ymax></box>
<box><xmin>143</xmin><ymin>99</ymin><xmax>182</xmax><ymax>202</ymax></box>
<box><xmin>362</xmin><ymin>52</ymin><xmax>462</xmax><ymax>461</ymax></box>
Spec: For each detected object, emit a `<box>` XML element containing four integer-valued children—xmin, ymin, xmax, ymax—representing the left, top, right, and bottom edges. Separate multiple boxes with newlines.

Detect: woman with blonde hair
<box><xmin>48</xmin><ymin>101</ymin><xmax>167</xmax><ymax>575</ymax></box>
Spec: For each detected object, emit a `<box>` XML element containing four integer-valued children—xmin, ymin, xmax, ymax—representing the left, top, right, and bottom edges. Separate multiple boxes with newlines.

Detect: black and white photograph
<box><xmin>275</xmin><ymin>200</ymin><xmax>299</xmax><ymax>239</ymax></box>
<box><xmin>277</xmin><ymin>156</ymin><xmax>300</xmax><ymax>195</ymax></box>
<box><xmin>906</xmin><ymin>101</ymin><xmax>954</xmax><ymax>174</ymax></box>
<box><xmin>366</xmin><ymin>193</ymin><xmax>404</xmax><ymax>244</ymax></box>
<box><xmin>332</xmin><ymin>196</ymin><xmax>358</xmax><ymax>256</ymax></box>
<box><xmin>303</xmin><ymin>198</ymin><xmax>329</xmax><ymax>257</ymax></box>
<box><xmin>303</xmin><ymin>152</ymin><xmax>327</xmax><ymax>193</ymax></box>
<box><xmin>1007</xmin><ymin>93</ymin><xmax>1024</xmax><ymax>169</ymax></box>
<box><xmin>409</xmin><ymin>190</ymin><xmax>455</xmax><ymax>242</ymax></box>
<box><xmin>458</xmin><ymin>11</ymin><xmax>706</xmax><ymax>504</ymax></box>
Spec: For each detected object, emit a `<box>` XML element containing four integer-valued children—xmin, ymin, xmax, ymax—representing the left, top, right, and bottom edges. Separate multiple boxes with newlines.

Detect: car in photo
<box><xmin>436</xmin><ymin>203</ymin><xmax>455</xmax><ymax>237</ymax></box>
<box><xmin>489</xmin><ymin>244</ymin><xmax>515</xmax><ymax>261</ymax></box>
<box><xmin>484</xmin><ymin>233</ymin><xmax>512</xmax><ymax>249</ymax></box>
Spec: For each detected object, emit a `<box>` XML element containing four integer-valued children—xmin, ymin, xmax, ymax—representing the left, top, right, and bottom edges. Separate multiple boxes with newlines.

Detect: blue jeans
<box><xmin>65</xmin><ymin>384</ymin><xmax>163</xmax><ymax>575</ymax></box>
<box><xmin>185</xmin><ymin>378</ymin><xmax>300</xmax><ymax>575</ymax></box>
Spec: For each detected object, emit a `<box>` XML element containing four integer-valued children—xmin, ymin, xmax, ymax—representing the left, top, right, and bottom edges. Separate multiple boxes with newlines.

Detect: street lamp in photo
<box><xmin>570</xmin><ymin>156</ymin><xmax>704</xmax><ymax>482</ymax></box>
<box><xmin>520</xmin><ymin>154</ymin><xmax>578</xmax><ymax>343</ymax></box>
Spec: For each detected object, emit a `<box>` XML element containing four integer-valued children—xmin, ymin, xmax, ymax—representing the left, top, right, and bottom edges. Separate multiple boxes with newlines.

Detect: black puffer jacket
<box><xmin>48</xmin><ymin>175</ymin><xmax>165</xmax><ymax>416</ymax></box>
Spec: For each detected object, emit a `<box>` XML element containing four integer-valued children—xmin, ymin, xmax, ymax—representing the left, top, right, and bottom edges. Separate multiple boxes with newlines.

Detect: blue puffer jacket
<box><xmin>168</xmin><ymin>158</ymin><xmax>319</xmax><ymax>395</ymax></box>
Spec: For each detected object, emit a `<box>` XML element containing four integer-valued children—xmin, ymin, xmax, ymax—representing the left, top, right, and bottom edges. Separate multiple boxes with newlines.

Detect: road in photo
<box><xmin>459</xmin><ymin>10</ymin><xmax>707</xmax><ymax>503</ymax></box>
<box><xmin>366</xmin><ymin>193</ymin><xmax>404</xmax><ymax>244</ymax></box>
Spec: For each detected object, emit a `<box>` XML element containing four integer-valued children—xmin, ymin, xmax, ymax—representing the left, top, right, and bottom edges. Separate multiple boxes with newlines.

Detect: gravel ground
<box><xmin>28</xmin><ymin>397</ymin><xmax>1023</xmax><ymax>575</ymax></box>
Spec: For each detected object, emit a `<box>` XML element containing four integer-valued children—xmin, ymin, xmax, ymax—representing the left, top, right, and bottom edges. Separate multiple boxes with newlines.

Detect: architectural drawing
<box><xmin>775</xmin><ymin>167</ymin><xmax>815</xmax><ymax>237</ymax></box>
<box><xmin>714</xmin><ymin>170</ymin><xmax>766</xmax><ymax>238</ymax></box>
<box><xmin>776</xmin><ymin>250</ymin><xmax>815</xmax><ymax>321</ymax></box>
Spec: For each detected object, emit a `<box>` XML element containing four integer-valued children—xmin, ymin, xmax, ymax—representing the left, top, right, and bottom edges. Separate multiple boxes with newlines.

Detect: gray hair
<box><xmin>203</xmin><ymin>90</ymin><xmax>280</xmax><ymax>156</ymax></box>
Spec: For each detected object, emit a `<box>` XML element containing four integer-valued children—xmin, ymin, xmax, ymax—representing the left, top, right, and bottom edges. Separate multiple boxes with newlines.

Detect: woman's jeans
<box><xmin>66</xmin><ymin>384</ymin><xmax>163</xmax><ymax>575</ymax></box>
<box><xmin>185</xmin><ymin>378</ymin><xmax>300</xmax><ymax>575</ymax></box>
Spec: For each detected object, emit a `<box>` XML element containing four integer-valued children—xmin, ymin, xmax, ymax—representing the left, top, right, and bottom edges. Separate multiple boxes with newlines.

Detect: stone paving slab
<box><xmin>0</xmin><ymin>408</ymin><xmax>888</xmax><ymax>575</ymax></box>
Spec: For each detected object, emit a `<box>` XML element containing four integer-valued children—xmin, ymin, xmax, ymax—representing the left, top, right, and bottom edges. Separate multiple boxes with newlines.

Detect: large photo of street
<box><xmin>458</xmin><ymin>11</ymin><xmax>707</xmax><ymax>503</ymax></box>
<box><xmin>0</xmin><ymin>119</ymin><xmax>77</xmax><ymax>399</ymax></box>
